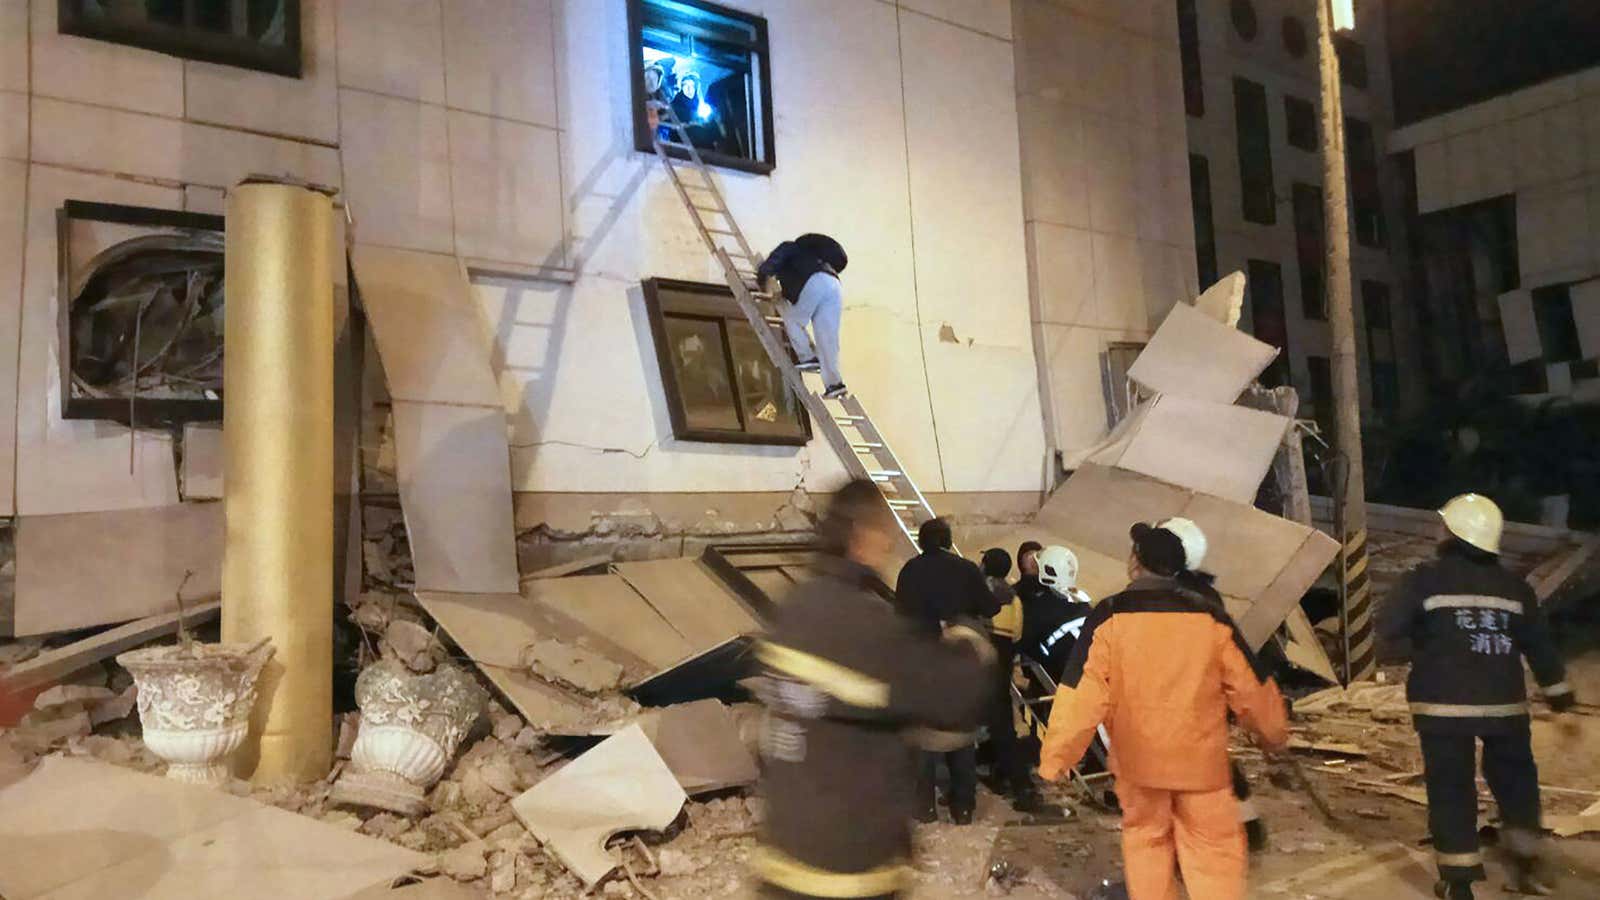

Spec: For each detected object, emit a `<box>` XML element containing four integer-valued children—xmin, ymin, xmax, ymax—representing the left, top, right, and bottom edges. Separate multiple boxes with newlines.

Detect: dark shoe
<box><xmin>951</xmin><ymin>807</ymin><xmax>974</xmax><ymax>826</ymax></box>
<box><xmin>1010</xmin><ymin>792</ymin><xmax>1066</xmax><ymax>820</ymax></box>
<box><xmin>913</xmin><ymin>807</ymin><xmax>938</xmax><ymax>824</ymax></box>
<box><xmin>1434</xmin><ymin>880</ymin><xmax>1475</xmax><ymax>900</ymax></box>
<box><xmin>1245</xmin><ymin>817</ymin><xmax>1269</xmax><ymax>853</ymax></box>
<box><xmin>822</xmin><ymin>383</ymin><xmax>849</xmax><ymax>400</ymax></box>
<box><xmin>1509</xmin><ymin>860</ymin><xmax>1555</xmax><ymax>896</ymax></box>
<box><xmin>795</xmin><ymin>358</ymin><xmax>820</xmax><ymax>372</ymax></box>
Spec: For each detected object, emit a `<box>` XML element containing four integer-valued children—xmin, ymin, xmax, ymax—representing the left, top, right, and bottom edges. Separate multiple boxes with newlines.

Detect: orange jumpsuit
<box><xmin>1037</xmin><ymin>577</ymin><xmax>1289</xmax><ymax>900</ymax></box>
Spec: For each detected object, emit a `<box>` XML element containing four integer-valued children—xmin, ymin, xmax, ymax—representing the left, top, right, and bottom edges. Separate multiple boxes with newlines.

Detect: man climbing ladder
<box><xmin>758</xmin><ymin>233</ymin><xmax>849</xmax><ymax>400</ymax></box>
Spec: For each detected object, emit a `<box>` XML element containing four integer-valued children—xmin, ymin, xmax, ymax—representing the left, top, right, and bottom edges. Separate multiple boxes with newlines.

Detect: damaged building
<box><xmin>2</xmin><ymin>2</ymin><xmax>1599</xmax><ymax>899</ymax></box>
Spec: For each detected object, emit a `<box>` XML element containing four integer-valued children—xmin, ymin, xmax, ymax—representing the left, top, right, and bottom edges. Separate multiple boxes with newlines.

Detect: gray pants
<box><xmin>782</xmin><ymin>271</ymin><xmax>843</xmax><ymax>386</ymax></box>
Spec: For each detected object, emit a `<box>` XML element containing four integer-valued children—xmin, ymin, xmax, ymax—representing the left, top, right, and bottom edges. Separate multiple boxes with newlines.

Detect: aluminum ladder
<box><xmin>647</xmin><ymin>105</ymin><xmax>939</xmax><ymax>553</ymax></box>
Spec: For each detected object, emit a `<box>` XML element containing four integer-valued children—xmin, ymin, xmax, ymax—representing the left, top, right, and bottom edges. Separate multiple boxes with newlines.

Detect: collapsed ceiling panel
<box><xmin>1095</xmin><ymin>394</ymin><xmax>1290</xmax><ymax>505</ymax></box>
<box><xmin>520</xmin><ymin>575</ymin><xmax>694</xmax><ymax>673</ymax></box>
<box><xmin>1127</xmin><ymin>301</ymin><xmax>1278</xmax><ymax>403</ymax></box>
<box><xmin>613</xmin><ymin>559</ymin><xmax>764</xmax><ymax>651</ymax></box>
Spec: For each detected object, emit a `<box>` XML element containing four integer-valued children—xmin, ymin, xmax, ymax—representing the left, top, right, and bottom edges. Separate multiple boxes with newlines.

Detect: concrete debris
<box><xmin>337</xmin><ymin>711</ymin><xmax>362</xmax><ymax>759</ymax></box>
<box><xmin>32</xmin><ymin>684</ymin><xmax>115</xmax><ymax>710</ymax></box>
<box><xmin>523</xmin><ymin>638</ymin><xmax>624</xmax><ymax>694</ymax></box>
<box><xmin>88</xmin><ymin>685</ymin><xmax>138</xmax><ymax>726</ymax></box>
<box><xmin>438</xmin><ymin>840</ymin><xmax>490</xmax><ymax>881</ymax></box>
<box><xmin>383</xmin><ymin>619</ymin><xmax>445</xmax><ymax>673</ymax></box>
<box><xmin>0</xmin><ymin>640</ymin><xmax>43</xmax><ymax>668</ymax></box>
<box><xmin>12</xmin><ymin>705</ymin><xmax>92</xmax><ymax>751</ymax></box>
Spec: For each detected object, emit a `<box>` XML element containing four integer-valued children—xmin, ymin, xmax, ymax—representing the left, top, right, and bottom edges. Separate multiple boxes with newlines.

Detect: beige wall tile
<box><xmin>28</xmin><ymin>0</ymin><xmax>183</xmax><ymax>117</ymax></box>
<box><xmin>1092</xmin><ymin>231</ymin><xmax>1147</xmax><ymax>331</ymax></box>
<box><xmin>1084</xmin><ymin>114</ymin><xmax>1137</xmax><ymax>237</ymax></box>
<box><xmin>1543</xmin><ymin>102</ymin><xmax>1585</xmax><ymax>184</ymax></box>
<box><xmin>1017</xmin><ymin>94</ymin><xmax>1088</xmax><ymax>228</ymax></box>
<box><xmin>339</xmin><ymin>89</ymin><xmax>454</xmax><ymax>253</ymax></box>
<box><xmin>1012</xmin><ymin>0</ymin><xmax>1076</xmax><ymax>101</ymax></box>
<box><xmin>0</xmin><ymin>158</ymin><xmax>22</xmax><ymax>513</ymax></box>
<box><xmin>442</xmin><ymin>0</ymin><xmax>559</xmax><ymax>128</ymax></box>
<box><xmin>1</xmin><ymin>90</ymin><xmax>26</xmax><ymax>160</ymax></box>
<box><xmin>1</xmin><ymin>0</ymin><xmax>27</xmax><ymax>91</ymax></box>
<box><xmin>1028</xmin><ymin>222</ymin><xmax>1095</xmax><ymax>326</ymax></box>
<box><xmin>1412</xmin><ymin>139</ymin><xmax>1451</xmax><ymax>214</ymax></box>
<box><xmin>898</xmin><ymin>0</ymin><xmax>1011</xmax><ymax>39</ymax></box>
<box><xmin>919</xmin><ymin>339</ymin><xmax>1046</xmax><ymax>492</ymax></box>
<box><xmin>336</xmin><ymin>0</ymin><xmax>446</xmax><ymax>104</ymax></box>
<box><xmin>184</xmin><ymin>0</ymin><xmax>339</xmax><ymax>143</ymax></box>
<box><xmin>30</xmin><ymin>97</ymin><xmax>341</xmax><ymax>190</ymax></box>
<box><xmin>183</xmin><ymin>185</ymin><xmax>226</xmax><ymax>215</ymax></box>
<box><xmin>16</xmin><ymin>164</ymin><xmax>183</xmax><ymax>515</ymax></box>
<box><xmin>447</xmin><ymin>110</ymin><xmax>563</xmax><ymax>266</ymax></box>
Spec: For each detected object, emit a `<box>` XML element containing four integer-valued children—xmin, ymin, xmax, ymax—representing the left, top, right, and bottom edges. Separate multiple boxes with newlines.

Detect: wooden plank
<box><xmin>522</xmin><ymin>575</ymin><xmax>693</xmax><ymax>672</ymax></box>
<box><xmin>0</xmin><ymin>601</ymin><xmax>220</xmax><ymax>692</ymax></box>
<box><xmin>613</xmin><ymin>559</ymin><xmax>763</xmax><ymax>650</ymax></box>
<box><xmin>1529</xmin><ymin>534</ymin><xmax>1600</xmax><ymax>602</ymax></box>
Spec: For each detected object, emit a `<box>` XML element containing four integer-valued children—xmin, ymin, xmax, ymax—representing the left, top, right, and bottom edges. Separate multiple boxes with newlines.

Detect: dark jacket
<box><xmin>894</xmin><ymin>549</ymin><xmax>998</xmax><ymax>638</ymax></box>
<box><xmin>1016</xmin><ymin>575</ymin><xmax>1094</xmax><ymax>676</ymax></box>
<box><xmin>753</xmin><ymin>557</ymin><xmax>994</xmax><ymax>897</ymax></box>
<box><xmin>1378</xmin><ymin>542</ymin><xmax>1574</xmax><ymax>735</ymax></box>
<box><xmin>757</xmin><ymin>233</ymin><xmax>847</xmax><ymax>305</ymax></box>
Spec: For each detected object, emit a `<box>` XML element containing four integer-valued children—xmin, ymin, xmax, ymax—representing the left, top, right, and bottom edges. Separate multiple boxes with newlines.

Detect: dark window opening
<box><xmin>1234</xmin><ymin>78</ymin><xmax>1276</xmax><ymax>225</ymax></box>
<box><xmin>1307</xmin><ymin>355</ymin><xmax>1334</xmax><ymax>434</ymax></box>
<box><xmin>1230</xmin><ymin>0</ymin><xmax>1258</xmax><ymax>40</ymax></box>
<box><xmin>59</xmin><ymin>0</ymin><xmax>301</xmax><ymax>77</ymax></box>
<box><xmin>629</xmin><ymin>0</ymin><xmax>775</xmax><ymax>175</ymax></box>
<box><xmin>1531</xmin><ymin>283</ymin><xmax>1583</xmax><ymax>363</ymax></box>
<box><xmin>1247</xmin><ymin>259</ymin><xmax>1290</xmax><ymax>387</ymax></box>
<box><xmin>643</xmin><ymin>278</ymin><xmax>809</xmax><ymax>445</ymax></box>
<box><xmin>1345</xmin><ymin>117</ymin><xmax>1386</xmax><ymax>248</ymax></box>
<box><xmin>1102</xmin><ymin>341</ymin><xmax>1148</xmax><ymax>429</ymax></box>
<box><xmin>1363</xmin><ymin>281</ymin><xmax>1399</xmax><ymax>410</ymax></box>
<box><xmin>1285</xmin><ymin>95</ymin><xmax>1318</xmax><ymax>151</ymax></box>
<box><xmin>1413</xmin><ymin>194</ymin><xmax>1520</xmax><ymax>382</ymax></box>
<box><xmin>1189</xmin><ymin>154</ymin><xmax>1219</xmax><ymax>290</ymax></box>
<box><xmin>1281</xmin><ymin>16</ymin><xmax>1309</xmax><ymax>59</ymax></box>
<box><xmin>59</xmin><ymin>201</ymin><xmax>225</xmax><ymax>426</ymax></box>
<box><xmin>1293</xmin><ymin>183</ymin><xmax>1325</xmax><ymax>320</ymax></box>
<box><xmin>1508</xmin><ymin>359</ymin><xmax>1550</xmax><ymax>395</ymax></box>
<box><xmin>1177</xmin><ymin>0</ymin><xmax>1205</xmax><ymax>117</ymax></box>
<box><xmin>1334</xmin><ymin>34</ymin><xmax>1368</xmax><ymax>88</ymax></box>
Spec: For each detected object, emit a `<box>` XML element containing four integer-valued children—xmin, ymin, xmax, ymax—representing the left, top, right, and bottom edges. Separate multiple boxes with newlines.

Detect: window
<box><xmin>1177</xmin><ymin>0</ymin><xmax>1204</xmax><ymax>117</ymax></box>
<box><xmin>59</xmin><ymin>0</ymin><xmax>301</xmax><ymax>77</ymax></box>
<box><xmin>1233</xmin><ymin>79</ymin><xmax>1276</xmax><ymax>225</ymax></box>
<box><xmin>642</xmin><ymin>278</ymin><xmax>809</xmax><ymax>445</ymax></box>
<box><xmin>1335</xmin><ymin>34</ymin><xmax>1368</xmax><ymax>89</ymax></box>
<box><xmin>1414</xmin><ymin>195</ymin><xmax>1520</xmax><ymax>381</ymax></box>
<box><xmin>1363</xmin><ymin>281</ymin><xmax>1400</xmax><ymax>410</ymax></box>
<box><xmin>1306</xmin><ymin>355</ymin><xmax>1334</xmax><ymax>434</ymax></box>
<box><xmin>629</xmin><ymin>0</ymin><xmax>775</xmax><ymax>175</ymax></box>
<box><xmin>1189</xmin><ymin>154</ymin><xmax>1219</xmax><ymax>289</ymax></box>
<box><xmin>1281</xmin><ymin>16</ymin><xmax>1309</xmax><ymax>59</ymax></box>
<box><xmin>1230</xmin><ymin>0</ymin><xmax>1258</xmax><ymax>40</ymax></box>
<box><xmin>1285</xmin><ymin>96</ymin><xmax>1318</xmax><ymax>151</ymax></box>
<box><xmin>1102</xmin><ymin>341</ymin><xmax>1147</xmax><ymax>429</ymax></box>
<box><xmin>1247</xmin><ymin>260</ymin><xmax>1290</xmax><ymax>387</ymax></box>
<box><xmin>1531</xmin><ymin>284</ymin><xmax>1583</xmax><ymax>363</ymax></box>
<box><xmin>1345</xmin><ymin>117</ymin><xmax>1386</xmax><ymax>248</ymax></box>
<box><xmin>1292</xmin><ymin>183</ymin><xmax>1325</xmax><ymax>320</ymax></box>
<box><xmin>58</xmin><ymin>201</ymin><xmax>225</xmax><ymax>425</ymax></box>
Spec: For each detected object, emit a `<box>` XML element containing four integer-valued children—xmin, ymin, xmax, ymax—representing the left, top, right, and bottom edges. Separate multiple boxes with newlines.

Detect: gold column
<box><xmin>223</xmin><ymin>180</ymin><xmax>336</xmax><ymax>782</ymax></box>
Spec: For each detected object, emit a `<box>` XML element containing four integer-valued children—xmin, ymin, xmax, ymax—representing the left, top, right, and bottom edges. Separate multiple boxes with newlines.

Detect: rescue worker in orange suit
<box><xmin>1378</xmin><ymin>494</ymin><xmax>1578</xmax><ymax>900</ymax></box>
<box><xmin>1037</xmin><ymin>518</ymin><xmax>1289</xmax><ymax>900</ymax></box>
<box><xmin>752</xmin><ymin>479</ymin><xmax>996</xmax><ymax>900</ymax></box>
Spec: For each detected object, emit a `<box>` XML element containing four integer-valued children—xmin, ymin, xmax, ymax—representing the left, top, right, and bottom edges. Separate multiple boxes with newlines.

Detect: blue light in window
<box><xmin>697</xmin><ymin>101</ymin><xmax>712</xmax><ymax>119</ymax></box>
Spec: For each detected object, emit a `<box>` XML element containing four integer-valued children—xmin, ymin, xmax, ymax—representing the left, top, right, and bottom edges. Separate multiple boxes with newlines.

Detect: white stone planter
<box><xmin>333</xmin><ymin>661</ymin><xmax>486</xmax><ymax>816</ymax></box>
<box><xmin>116</xmin><ymin>641</ymin><xmax>274</xmax><ymax>787</ymax></box>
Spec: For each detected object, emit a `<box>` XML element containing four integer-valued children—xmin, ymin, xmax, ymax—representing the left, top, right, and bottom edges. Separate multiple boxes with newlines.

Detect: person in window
<box><xmin>1378</xmin><ymin>494</ymin><xmax>1577</xmax><ymax>899</ymax></box>
<box><xmin>752</xmin><ymin>479</ymin><xmax>995</xmax><ymax>900</ymax></box>
<box><xmin>643</xmin><ymin>62</ymin><xmax>671</xmax><ymax>140</ymax></box>
<box><xmin>894</xmin><ymin>518</ymin><xmax>997</xmax><ymax>825</ymax></box>
<box><xmin>668</xmin><ymin>72</ymin><xmax>719</xmax><ymax>149</ymax></box>
<box><xmin>758</xmin><ymin>234</ymin><xmax>850</xmax><ymax>400</ymax></box>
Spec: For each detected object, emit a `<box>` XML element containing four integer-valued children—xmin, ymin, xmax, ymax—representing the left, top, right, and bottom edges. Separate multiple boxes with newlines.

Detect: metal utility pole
<box><xmin>1317</xmin><ymin>0</ymin><xmax>1373</xmax><ymax>683</ymax></box>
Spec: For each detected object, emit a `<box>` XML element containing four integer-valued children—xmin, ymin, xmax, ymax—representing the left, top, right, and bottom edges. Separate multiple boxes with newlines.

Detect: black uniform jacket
<box><xmin>753</xmin><ymin>556</ymin><xmax>994</xmax><ymax>898</ymax></box>
<box><xmin>894</xmin><ymin>548</ymin><xmax>998</xmax><ymax>638</ymax></box>
<box><xmin>1378</xmin><ymin>544</ymin><xmax>1573</xmax><ymax>735</ymax></box>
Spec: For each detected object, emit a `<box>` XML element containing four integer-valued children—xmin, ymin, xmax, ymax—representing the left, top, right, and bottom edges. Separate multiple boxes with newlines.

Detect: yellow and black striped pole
<box><xmin>1340</xmin><ymin>525</ymin><xmax>1376</xmax><ymax>681</ymax></box>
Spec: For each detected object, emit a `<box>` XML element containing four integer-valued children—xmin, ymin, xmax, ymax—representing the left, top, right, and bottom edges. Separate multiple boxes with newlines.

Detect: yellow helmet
<box><xmin>1439</xmin><ymin>493</ymin><xmax>1504</xmax><ymax>554</ymax></box>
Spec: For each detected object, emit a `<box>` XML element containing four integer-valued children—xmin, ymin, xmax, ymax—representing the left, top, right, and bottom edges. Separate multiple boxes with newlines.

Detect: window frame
<box><xmin>1292</xmin><ymin>181</ymin><xmax>1326</xmax><ymax>320</ymax></box>
<box><xmin>58</xmin><ymin>0</ymin><xmax>303</xmax><ymax>78</ymax></box>
<box><xmin>1246</xmin><ymin>258</ymin><xmax>1290</xmax><ymax>387</ymax></box>
<box><xmin>1230</xmin><ymin>0</ymin><xmax>1259</xmax><ymax>41</ymax></box>
<box><xmin>642</xmin><ymin>277</ymin><xmax>811</xmax><ymax>446</ymax></box>
<box><xmin>1189</xmin><ymin>153</ymin><xmax>1218</xmax><ymax>289</ymax></box>
<box><xmin>626</xmin><ymin>0</ymin><xmax>777</xmax><ymax>176</ymax></box>
<box><xmin>57</xmin><ymin>199</ymin><xmax>227</xmax><ymax>426</ymax></box>
<box><xmin>1233</xmin><ymin>78</ymin><xmax>1277</xmax><ymax>225</ymax></box>
<box><xmin>1281</xmin><ymin>15</ymin><xmax>1309</xmax><ymax>59</ymax></box>
<box><xmin>1284</xmin><ymin>95</ymin><xmax>1318</xmax><ymax>151</ymax></box>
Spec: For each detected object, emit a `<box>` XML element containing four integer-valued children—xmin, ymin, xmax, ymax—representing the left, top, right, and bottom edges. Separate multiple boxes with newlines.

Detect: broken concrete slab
<box><xmin>633</xmin><ymin>699</ymin><xmax>759</xmax><ymax>796</ymax></box>
<box><xmin>180</xmin><ymin>423</ymin><xmax>224</xmax><ymax>500</ymax></box>
<box><xmin>520</xmin><ymin>575</ymin><xmax>690</xmax><ymax>673</ymax></box>
<box><xmin>1498</xmin><ymin>289</ymin><xmax>1542</xmax><ymax>364</ymax></box>
<box><xmin>519</xmin><ymin>554</ymin><xmax>613</xmax><ymax>582</ymax></box>
<box><xmin>511</xmin><ymin>724</ymin><xmax>686</xmax><ymax>887</ymax></box>
<box><xmin>1127</xmin><ymin>300</ymin><xmax>1279</xmax><ymax>404</ymax></box>
<box><xmin>613</xmin><ymin>559</ymin><xmax>765</xmax><ymax>651</ymax></box>
<box><xmin>343</xmin><ymin>878</ymin><xmax>490</xmax><ymax>899</ymax></box>
<box><xmin>0</xmin><ymin>600</ymin><xmax>221</xmax><ymax>693</ymax></box>
<box><xmin>1092</xmin><ymin>394</ymin><xmax>1291</xmax><ymax>505</ymax></box>
<box><xmin>0</xmin><ymin>756</ymin><xmax>425</xmax><ymax>899</ymax></box>
<box><xmin>381</xmin><ymin>619</ymin><xmax>444</xmax><ymax>673</ymax></box>
<box><xmin>12</xmin><ymin>503</ymin><xmax>223</xmax><ymax>635</ymax></box>
<box><xmin>392</xmin><ymin>401</ymin><xmax>519</xmax><ymax>595</ymax></box>
<box><xmin>524</xmin><ymin>639</ymin><xmax>624</xmax><ymax>694</ymax></box>
<box><xmin>1192</xmin><ymin>271</ymin><xmax>1246</xmax><ymax>327</ymax></box>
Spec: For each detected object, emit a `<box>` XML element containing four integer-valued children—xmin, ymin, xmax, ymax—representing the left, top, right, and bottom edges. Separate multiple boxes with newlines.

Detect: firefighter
<box><xmin>752</xmin><ymin>479</ymin><xmax>996</xmax><ymax>900</ymax></box>
<box><xmin>1037</xmin><ymin>518</ymin><xmax>1289</xmax><ymax>900</ymax></box>
<box><xmin>1377</xmin><ymin>494</ymin><xmax>1578</xmax><ymax>899</ymax></box>
<box><xmin>980</xmin><ymin>548</ymin><xmax>1053</xmax><ymax>814</ymax></box>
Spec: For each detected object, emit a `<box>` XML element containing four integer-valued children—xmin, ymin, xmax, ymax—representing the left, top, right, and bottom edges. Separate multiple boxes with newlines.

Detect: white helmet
<box><xmin>1440</xmin><ymin>493</ymin><xmax>1503</xmax><ymax>554</ymax></box>
<box><xmin>1036</xmin><ymin>545</ymin><xmax>1079</xmax><ymax>596</ymax></box>
<box><xmin>1156</xmin><ymin>516</ymin><xmax>1208</xmax><ymax>571</ymax></box>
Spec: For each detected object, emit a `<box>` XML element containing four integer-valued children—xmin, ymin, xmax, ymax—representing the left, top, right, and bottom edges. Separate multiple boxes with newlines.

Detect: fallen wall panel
<box><xmin>13</xmin><ymin>503</ymin><xmax>223</xmax><ymax>636</ymax></box>
<box><xmin>1100</xmin><ymin>395</ymin><xmax>1289</xmax><ymax>505</ymax></box>
<box><xmin>614</xmin><ymin>559</ymin><xmax>764</xmax><ymax>651</ymax></box>
<box><xmin>1127</xmin><ymin>301</ymin><xmax>1278</xmax><ymax>403</ymax></box>
<box><xmin>521</xmin><ymin>575</ymin><xmax>693</xmax><ymax>673</ymax></box>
